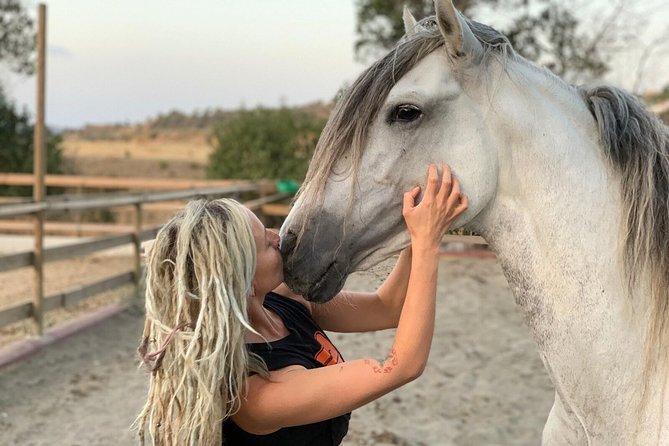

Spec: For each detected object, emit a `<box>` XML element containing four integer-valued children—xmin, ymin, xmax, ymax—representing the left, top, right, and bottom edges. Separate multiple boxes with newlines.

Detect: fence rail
<box><xmin>0</xmin><ymin>184</ymin><xmax>266</xmax><ymax>218</ymax></box>
<box><xmin>0</xmin><ymin>180</ymin><xmax>290</xmax><ymax>333</ymax></box>
<box><xmin>0</xmin><ymin>173</ymin><xmax>262</xmax><ymax>191</ymax></box>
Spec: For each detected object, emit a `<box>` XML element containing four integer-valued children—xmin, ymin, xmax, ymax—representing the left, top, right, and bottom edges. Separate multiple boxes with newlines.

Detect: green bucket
<box><xmin>276</xmin><ymin>179</ymin><xmax>299</xmax><ymax>195</ymax></box>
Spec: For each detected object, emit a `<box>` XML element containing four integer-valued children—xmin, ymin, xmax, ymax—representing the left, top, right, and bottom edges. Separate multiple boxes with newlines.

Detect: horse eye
<box><xmin>392</xmin><ymin>105</ymin><xmax>423</xmax><ymax>123</ymax></box>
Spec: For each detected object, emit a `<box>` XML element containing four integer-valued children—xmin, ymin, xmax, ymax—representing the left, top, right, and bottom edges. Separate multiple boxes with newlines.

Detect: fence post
<box><xmin>133</xmin><ymin>203</ymin><xmax>143</xmax><ymax>297</ymax></box>
<box><xmin>32</xmin><ymin>4</ymin><xmax>47</xmax><ymax>336</ymax></box>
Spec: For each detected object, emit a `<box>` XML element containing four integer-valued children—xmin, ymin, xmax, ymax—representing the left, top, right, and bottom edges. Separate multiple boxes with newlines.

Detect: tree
<box><xmin>354</xmin><ymin>0</ymin><xmax>657</xmax><ymax>85</ymax></box>
<box><xmin>0</xmin><ymin>0</ymin><xmax>36</xmax><ymax>75</ymax></box>
<box><xmin>503</xmin><ymin>0</ymin><xmax>612</xmax><ymax>83</ymax></box>
<box><xmin>208</xmin><ymin>107</ymin><xmax>327</xmax><ymax>181</ymax></box>
<box><xmin>355</xmin><ymin>0</ymin><xmax>499</xmax><ymax>61</ymax></box>
<box><xmin>0</xmin><ymin>1</ymin><xmax>62</xmax><ymax>196</ymax></box>
<box><xmin>0</xmin><ymin>87</ymin><xmax>64</xmax><ymax>195</ymax></box>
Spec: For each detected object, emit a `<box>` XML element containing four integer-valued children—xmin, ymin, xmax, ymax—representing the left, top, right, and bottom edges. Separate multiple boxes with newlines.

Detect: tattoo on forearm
<box><xmin>364</xmin><ymin>348</ymin><xmax>399</xmax><ymax>374</ymax></box>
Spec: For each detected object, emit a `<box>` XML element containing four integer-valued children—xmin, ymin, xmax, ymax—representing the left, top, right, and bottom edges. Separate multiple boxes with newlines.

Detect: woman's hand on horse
<box><xmin>402</xmin><ymin>164</ymin><xmax>468</xmax><ymax>251</ymax></box>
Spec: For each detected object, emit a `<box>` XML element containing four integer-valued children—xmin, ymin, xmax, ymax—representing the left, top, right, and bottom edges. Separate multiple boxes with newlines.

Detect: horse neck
<box><xmin>472</xmin><ymin>62</ymin><xmax>664</xmax><ymax>437</ymax></box>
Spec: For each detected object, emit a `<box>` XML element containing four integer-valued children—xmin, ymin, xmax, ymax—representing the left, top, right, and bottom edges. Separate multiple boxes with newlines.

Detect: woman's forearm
<box><xmin>385</xmin><ymin>244</ymin><xmax>439</xmax><ymax>379</ymax></box>
<box><xmin>376</xmin><ymin>246</ymin><xmax>413</xmax><ymax>325</ymax></box>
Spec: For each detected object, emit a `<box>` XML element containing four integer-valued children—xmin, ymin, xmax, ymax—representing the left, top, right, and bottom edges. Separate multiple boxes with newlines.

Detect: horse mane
<box><xmin>583</xmin><ymin>86</ymin><xmax>669</xmax><ymax>377</ymax></box>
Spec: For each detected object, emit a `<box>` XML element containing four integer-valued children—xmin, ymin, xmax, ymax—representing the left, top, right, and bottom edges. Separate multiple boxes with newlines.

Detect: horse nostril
<box><xmin>280</xmin><ymin>230</ymin><xmax>297</xmax><ymax>258</ymax></box>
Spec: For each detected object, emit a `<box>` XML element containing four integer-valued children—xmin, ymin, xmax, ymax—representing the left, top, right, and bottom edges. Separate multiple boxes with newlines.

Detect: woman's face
<box><xmin>246</xmin><ymin>208</ymin><xmax>283</xmax><ymax>295</ymax></box>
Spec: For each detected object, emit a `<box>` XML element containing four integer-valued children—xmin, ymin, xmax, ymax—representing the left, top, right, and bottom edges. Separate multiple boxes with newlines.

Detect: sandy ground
<box><xmin>0</xmin><ymin>256</ymin><xmax>555</xmax><ymax>445</ymax></box>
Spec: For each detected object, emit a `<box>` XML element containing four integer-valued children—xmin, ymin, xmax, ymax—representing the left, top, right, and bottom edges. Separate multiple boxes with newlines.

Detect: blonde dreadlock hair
<box><xmin>134</xmin><ymin>198</ymin><xmax>268</xmax><ymax>445</ymax></box>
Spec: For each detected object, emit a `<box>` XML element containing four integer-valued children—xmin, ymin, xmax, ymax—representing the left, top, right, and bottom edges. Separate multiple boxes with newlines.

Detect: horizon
<box><xmin>41</xmin><ymin>99</ymin><xmax>336</xmax><ymax>133</ymax></box>
<box><xmin>1</xmin><ymin>0</ymin><xmax>667</xmax><ymax>129</ymax></box>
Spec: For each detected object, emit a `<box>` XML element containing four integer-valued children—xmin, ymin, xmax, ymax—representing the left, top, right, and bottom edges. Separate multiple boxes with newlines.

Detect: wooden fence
<box><xmin>0</xmin><ymin>174</ymin><xmax>281</xmax><ymax>235</ymax></box>
<box><xmin>0</xmin><ymin>173</ymin><xmax>257</xmax><ymax>191</ymax></box>
<box><xmin>0</xmin><ymin>180</ymin><xmax>290</xmax><ymax>338</ymax></box>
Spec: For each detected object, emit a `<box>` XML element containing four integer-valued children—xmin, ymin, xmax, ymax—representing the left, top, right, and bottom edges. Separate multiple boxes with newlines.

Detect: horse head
<box><xmin>280</xmin><ymin>0</ymin><xmax>499</xmax><ymax>302</ymax></box>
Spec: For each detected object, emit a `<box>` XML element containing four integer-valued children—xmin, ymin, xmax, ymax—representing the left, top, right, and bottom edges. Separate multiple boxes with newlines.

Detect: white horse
<box><xmin>280</xmin><ymin>0</ymin><xmax>669</xmax><ymax>444</ymax></box>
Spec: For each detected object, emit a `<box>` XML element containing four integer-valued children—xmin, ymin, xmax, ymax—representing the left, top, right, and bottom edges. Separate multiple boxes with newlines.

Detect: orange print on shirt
<box><xmin>314</xmin><ymin>331</ymin><xmax>343</xmax><ymax>366</ymax></box>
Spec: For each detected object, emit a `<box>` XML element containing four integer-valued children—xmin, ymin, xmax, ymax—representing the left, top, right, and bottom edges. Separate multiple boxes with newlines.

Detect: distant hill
<box><xmin>643</xmin><ymin>87</ymin><xmax>669</xmax><ymax>125</ymax></box>
<box><xmin>63</xmin><ymin>102</ymin><xmax>334</xmax><ymax>141</ymax></box>
<box><xmin>644</xmin><ymin>87</ymin><xmax>669</xmax><ymax>105</ymax></box>
<box><xmin>56</xmin><ymin>101</ymin><xmax>335</xmax><ymax>180</ymax></box>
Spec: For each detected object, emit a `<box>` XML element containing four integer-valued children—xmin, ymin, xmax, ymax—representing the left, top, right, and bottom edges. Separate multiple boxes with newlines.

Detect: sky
<box><xmin>2</xmin><ymin>0</ymin><xmax>668</xmax><ymax>129</ymax></box>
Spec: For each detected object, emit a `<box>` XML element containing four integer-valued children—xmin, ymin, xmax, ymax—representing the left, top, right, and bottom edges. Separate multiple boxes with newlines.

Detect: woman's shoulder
<box><xmin>270</xmin><ymin>283</ymin><xmax>313</xmax><ymax>315</ymax></box>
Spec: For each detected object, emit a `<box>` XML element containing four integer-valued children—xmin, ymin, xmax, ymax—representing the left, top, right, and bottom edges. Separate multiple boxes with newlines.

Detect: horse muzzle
<box><xmin>280</xmin><ymin>229</ymin><xmax>349</xmax><ymax>303</ymax></box>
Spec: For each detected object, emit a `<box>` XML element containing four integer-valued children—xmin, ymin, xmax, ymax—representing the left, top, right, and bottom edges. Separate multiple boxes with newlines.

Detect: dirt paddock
<box><xmin>0</xmin><ymin>256</ymin><xmax>554</xmax><ymax>445</ymax></box>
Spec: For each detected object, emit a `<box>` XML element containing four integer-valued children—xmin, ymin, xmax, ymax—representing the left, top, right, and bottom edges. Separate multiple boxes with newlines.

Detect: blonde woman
<box><xmin>135</xmin><ymin>164</ymin><xmax>467</xmax><ymax>445</ymax></box>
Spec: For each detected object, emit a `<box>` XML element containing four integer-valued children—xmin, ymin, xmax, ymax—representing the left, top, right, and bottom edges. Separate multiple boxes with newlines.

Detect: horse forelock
<box><xmin>294</xmin><ymin>16</ymin><xmax>514</xmax><ymax>248</ymax></box>
<box><xmin>583</xmin><ymin>85</ymin><xmax>669</xmax><ymax>400</ymax></box>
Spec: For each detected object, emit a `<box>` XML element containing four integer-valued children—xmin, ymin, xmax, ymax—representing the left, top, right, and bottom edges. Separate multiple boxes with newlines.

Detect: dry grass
<box><xmin>60</xmin><ymin>131</ymin><xmax>213</xmax><ymax>179</ymax></box>
<box><xmin>67</xmin><ymin>156</ymin><xmax>208</xmax><ymax>180</ymax></box>
<box><xmin>61</xmin><ymin>132</ymin><xmax>213</xmax><ymax>163</ymax></box>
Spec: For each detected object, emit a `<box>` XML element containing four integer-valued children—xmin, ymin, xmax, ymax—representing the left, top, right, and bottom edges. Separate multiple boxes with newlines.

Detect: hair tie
<box><xmin>138</xmin><ymin>321</ymin><xmax>190</xmax><ymax>372</ymax></box>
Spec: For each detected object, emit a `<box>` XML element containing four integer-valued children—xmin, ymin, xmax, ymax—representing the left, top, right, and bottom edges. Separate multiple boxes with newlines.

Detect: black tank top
<box><xmin>222</xmin><ymin>292</ymin><xmax>351</xmax><ymax>445</ymax></box>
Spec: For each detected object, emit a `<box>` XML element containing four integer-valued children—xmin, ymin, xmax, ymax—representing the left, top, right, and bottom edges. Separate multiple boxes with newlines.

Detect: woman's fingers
<box><xmin>445</xmin><ymin>176</ymin><xmax>461</xmax><ymax>209</ymax></box>
<box><xmin>454</xmin><ymin>193</ymin><xmax>469</xmax><ymax>218</ymax></box>
<box><xmin>423</xmin><ymin>164</ymin><xmax>439</xmax><ymax>199</ymax></box>
<box><xmin>402</xmin><ymin>186</ymin><xmax>421</xmax><ymax>214</ymax></box>
<box><xmin>404</xmin><ymin>164</ymin><xmax>469</xmax><ymax>243</ymax></box>
<box><xmin>438</xmin><ymin>168</ymin><xmax>468</xmax><ymax>224</ymax></box>
<box><xmin>410</xmin><ymin>163</ymin><xmax>467</xmax><ymax>219</ymax></box>
<box><xmin>436</xmin><ymin>164</ymin><xmax>452</xmax><ymax>202</ymax></box>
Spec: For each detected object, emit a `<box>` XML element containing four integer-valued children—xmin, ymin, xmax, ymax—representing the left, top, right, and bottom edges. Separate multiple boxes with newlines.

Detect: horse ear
<box><xmin>433</xmin><ymin>0</ymin><xmax>482</xmax><ymax>59</ymax></box>
<box><xmin>403</xmin><ymin>5</ymin><xmax>419</xmax><ymax>36</ymax></box>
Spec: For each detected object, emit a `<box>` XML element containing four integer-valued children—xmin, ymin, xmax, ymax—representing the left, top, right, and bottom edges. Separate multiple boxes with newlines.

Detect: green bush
<box><xmin>207</xmin><ymin>107</ymin><xmax>327</xmax><ymax>181</ymax></box>
<box><xmin>0</xmin><ymin>87</ymin><xmax>64</xmax><ymax>196</ymax></box>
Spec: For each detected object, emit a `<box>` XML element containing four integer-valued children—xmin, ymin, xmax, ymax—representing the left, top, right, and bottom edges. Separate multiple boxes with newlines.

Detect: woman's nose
<box><xmin>270</xmin><ymin>231</ymin><xmax>280</xmax><ymax>248</ymax></box>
